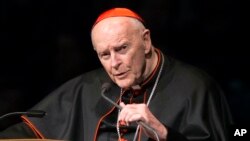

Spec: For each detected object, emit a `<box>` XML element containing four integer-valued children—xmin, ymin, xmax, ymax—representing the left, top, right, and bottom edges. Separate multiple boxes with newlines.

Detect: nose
<box><xmin>111</xmin><ymin>53</ymin><xmax>121</xmax><ymax>69</ymax></box>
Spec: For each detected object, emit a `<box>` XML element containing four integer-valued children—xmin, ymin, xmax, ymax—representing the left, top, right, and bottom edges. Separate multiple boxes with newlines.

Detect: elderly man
<box><xmin>0</xmin><ymin>8</ymin><xmax>232</xmax><ymax>141</ymax></box>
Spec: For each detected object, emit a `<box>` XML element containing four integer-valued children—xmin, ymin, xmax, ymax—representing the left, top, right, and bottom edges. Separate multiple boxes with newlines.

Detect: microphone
<box><xmin>101</xmin><ymin>83</ymin><xmax>160</xmax><ymax>141</ymax></box>
<box><xmin>101</xmin><ymin>82</ymin><xmax>112</xmax><ymax>95</ymax></box>
<box><xmin>101</xmin><ymin>82</ymin><xmax>122</xmax><ymax>109</ymax></box>
<box><xmin>0</xmin><ymin>110</ymin><xmax>46</xmax><ymax>130</ymax></box>
<box><xmin>0</xmin><ymin>110</ymin><xmax>46</xmax><ymax>120</ymax></box>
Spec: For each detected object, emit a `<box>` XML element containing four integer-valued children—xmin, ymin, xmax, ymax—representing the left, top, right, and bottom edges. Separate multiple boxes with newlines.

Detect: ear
<box><xmin>142</xmin><ymin>29</ymin><xmax>152</xmax><ymax>55</ymax></box>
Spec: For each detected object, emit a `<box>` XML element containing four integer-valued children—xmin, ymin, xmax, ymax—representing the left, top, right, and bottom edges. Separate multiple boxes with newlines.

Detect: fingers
<box><xmin>118</xmin><ymin>103</ymin><xmax>145</xmax><ymax>125</ymax></box>
<box><xmin>126</xmin><ymin>113</ymin><xmax>142</xmax><ymax>122</ymax></box>
<box><xmin>118</xmin><ymin>103</ymin><xmax>167</xmax><ymax>140</ymax></box>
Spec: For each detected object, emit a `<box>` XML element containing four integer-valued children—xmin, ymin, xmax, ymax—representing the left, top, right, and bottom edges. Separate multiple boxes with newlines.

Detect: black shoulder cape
<box><xmin>0</xmin><ymin>55</ymin><xmax>233</xmax><ymax>141</ymax></box>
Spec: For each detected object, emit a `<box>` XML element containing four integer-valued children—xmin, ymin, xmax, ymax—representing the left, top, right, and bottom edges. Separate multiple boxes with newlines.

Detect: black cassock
<box><xmin>0</xmin><ymin>50</ymin><xmax>233</xmax><ymax>141</ymax></box>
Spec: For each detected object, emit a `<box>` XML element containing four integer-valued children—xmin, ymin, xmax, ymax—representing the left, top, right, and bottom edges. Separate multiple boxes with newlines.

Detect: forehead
<box><xmin>91</xmin><ymin>17</ymin><xmax>137</xmax><ymax>47</ymax></box>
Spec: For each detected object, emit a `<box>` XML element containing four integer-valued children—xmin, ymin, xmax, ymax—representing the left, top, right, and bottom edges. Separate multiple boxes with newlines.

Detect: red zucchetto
<box><xmin>92</xmin><ymin>8</ymin><xmax>144</xmax><ymax>28</ymax></box>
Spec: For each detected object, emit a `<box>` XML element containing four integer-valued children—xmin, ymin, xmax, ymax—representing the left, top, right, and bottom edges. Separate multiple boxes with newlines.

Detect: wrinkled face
<box><xmin>91</xmin><ymin>17</ymin><xmax>151</xmax><ymax>88</ymax></box>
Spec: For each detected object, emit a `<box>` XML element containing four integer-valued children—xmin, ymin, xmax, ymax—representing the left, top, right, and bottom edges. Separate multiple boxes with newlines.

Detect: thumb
<box><xmin>120</xmin><ymin>102</ymin><xmax>126</xmax><ymax>108</ymax></box>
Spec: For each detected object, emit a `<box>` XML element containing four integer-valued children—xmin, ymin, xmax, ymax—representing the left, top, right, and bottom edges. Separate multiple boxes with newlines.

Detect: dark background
<box><xmin>0</xmin><ymin>0</ymin><xmax>249</xmax><ymax>139</ymax></box>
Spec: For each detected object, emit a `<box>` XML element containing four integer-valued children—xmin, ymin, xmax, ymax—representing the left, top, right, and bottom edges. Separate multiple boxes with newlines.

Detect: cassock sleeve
<box><xmin>166</xmin><ymin>126</ymin><xmax>188</xmax><ymax>141</ymax></box>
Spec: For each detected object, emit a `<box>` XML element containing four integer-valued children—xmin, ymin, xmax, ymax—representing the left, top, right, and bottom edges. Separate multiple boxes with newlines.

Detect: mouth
<box><xmin>113</xmin><ymin>71</ymin><xmax>128</xmax><ymax>79</ymax></box>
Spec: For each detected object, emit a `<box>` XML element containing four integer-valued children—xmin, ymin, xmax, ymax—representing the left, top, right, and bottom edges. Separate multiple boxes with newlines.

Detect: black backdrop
<box><xmin>0</xmin><ymin>0</ymin><xmax>249</xmax><ymax>138</ymax></box>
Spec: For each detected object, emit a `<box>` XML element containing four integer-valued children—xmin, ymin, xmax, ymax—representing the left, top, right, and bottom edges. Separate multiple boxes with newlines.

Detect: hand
<box><xmin>118</xmin><ymin>102</ymin><xmax>168</xmax><ymax>141</ymax></box>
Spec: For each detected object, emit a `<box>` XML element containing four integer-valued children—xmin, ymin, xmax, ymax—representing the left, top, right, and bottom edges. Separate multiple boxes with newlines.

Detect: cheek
<box><xmin>101</xmin><ymin>61</ymin><xmax>111</xmax><ymax>72</ymax></box>
<box><xmin>131</xmin><ymin>54</ymin><xmax>145</xmax><ymax>74</ymax></box>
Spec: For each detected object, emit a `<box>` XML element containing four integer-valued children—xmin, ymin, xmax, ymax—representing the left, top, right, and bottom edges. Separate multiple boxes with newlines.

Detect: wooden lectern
<box><xmin>0</xmin><ymin>139</ymin><xmax>64</xmax><ymax>141</ymax></box>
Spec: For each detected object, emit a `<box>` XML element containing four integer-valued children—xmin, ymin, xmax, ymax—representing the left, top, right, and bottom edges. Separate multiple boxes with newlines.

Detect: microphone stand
<box><xmin>101</xmin><ymin>85</ymin><xmax>160</xmax><ymax>141</ymax></box>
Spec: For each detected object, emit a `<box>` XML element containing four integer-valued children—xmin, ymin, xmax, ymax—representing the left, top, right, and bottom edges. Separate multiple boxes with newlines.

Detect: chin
<box><xmin>116</xmin><ymin>79</ymin><xmax>134</xmax><ymax>89</ymax></box>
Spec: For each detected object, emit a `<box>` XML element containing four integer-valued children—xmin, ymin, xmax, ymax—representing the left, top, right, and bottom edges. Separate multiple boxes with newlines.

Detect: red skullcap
<box><xmin>92</xmin><ymin>8</ymin><xmax>144</xmax><ymax>28</ymax></box>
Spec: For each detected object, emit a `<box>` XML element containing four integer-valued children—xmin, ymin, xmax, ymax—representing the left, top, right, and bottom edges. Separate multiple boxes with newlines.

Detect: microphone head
<box><xmin>101</xmin><ymin>82</ymin><xmax>111</xmax><ymax>93</ymax></box>
<box><xmin>26</xmin><ymin>110</ymin><xmax>46</xmax><ymax>118</ymax></box>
